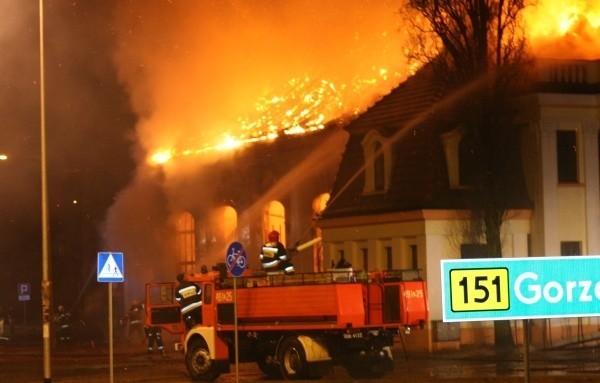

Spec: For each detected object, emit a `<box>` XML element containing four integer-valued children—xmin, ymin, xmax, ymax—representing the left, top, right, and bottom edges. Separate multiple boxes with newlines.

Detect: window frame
<box><xmin>361</xmin><ymin>130</ymin><xmax>392</xmax><ymax>194</ymax></box>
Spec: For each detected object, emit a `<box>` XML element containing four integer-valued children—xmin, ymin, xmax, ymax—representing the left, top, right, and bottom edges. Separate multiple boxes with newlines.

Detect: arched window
<box><xmin>264</xmin><ymin>200</ymin><xmax>286</xmax><ymax>245</ymax></box>
<box><xmin>443</xmin><ymin>127</ymin><xmax>481</xmax><ymax>188</ymax></box>
<box><xmin>219</xmin><ymin>205</ymin><xmax>238</xmax><ymax>245</ymax></box>
<box><xmin>197</xmin><ymin>205</ymin><xmax>239</xmax><ymax>266</ymax></box>
<box><xmin>441</xmin><ymin>128</ymin><xmax>462</xmax><ymax>189</ymax></box>
<box><xmin>373</xmin><ymin>142</ymin><xmax>385</xmax><ymax>190</ymax></box>
<box><xmin>362</xmin><ymin>130</ymin><xmax>392</xmax><ymax>193</ymax></box>
<box><xmin>311</xmin><ymin>193</ymin><xmax>330</xmax><ymax>271</ymax></box>
<box><xmin>175</xmin><ymin>211</ymin><xmax>196</xmax><ymax>274</ymax></box>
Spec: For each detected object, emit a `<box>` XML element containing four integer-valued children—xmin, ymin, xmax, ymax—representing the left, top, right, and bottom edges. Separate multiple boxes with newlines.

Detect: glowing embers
<box><xmin>525</xmin><ymin>0</ymin><xmax>600</xmax><ymax>59</ymax></box>
<box><xmin>148</xmin><ymin>69</ymin><xmax>398</xmax><ymax>165</ymax></box>
<box><xmin>237</xmin><ymin>77</ymin><xmax>345</xmax><ymax>139</ymax></box>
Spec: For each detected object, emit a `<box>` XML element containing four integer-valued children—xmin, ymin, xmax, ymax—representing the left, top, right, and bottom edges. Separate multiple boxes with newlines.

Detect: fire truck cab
<box><xmin>146</xmin><ymin>266</ymin><xmax>428</xmax><ymax>381</ymax></box>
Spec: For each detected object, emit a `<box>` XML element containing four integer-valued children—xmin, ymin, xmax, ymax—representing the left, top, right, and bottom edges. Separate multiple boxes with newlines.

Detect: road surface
<box><xmin>2</xmin><ymin>327</ymin><xmax>600</xmax><ymax>382</ymax></box>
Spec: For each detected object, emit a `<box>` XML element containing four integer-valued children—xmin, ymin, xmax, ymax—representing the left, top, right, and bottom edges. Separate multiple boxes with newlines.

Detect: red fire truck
<box><xmin>145</xmin><ymin>267</ymin><xmax>428</xmax><ymax>381</ymax></box>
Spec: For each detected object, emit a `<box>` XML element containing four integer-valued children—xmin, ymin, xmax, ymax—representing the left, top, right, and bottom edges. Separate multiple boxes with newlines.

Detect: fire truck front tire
<box><xmin>345</xmin><ymin>345</ymin><xmax>391</xmax><ymax>379</ymax></box>
<box><xmin>277</xmin><ymin>336</ymin><xmax>310</xmax><ymax>380</ymax></box>
<box><xmin>185</xmin><ymin>339</ymin><xmax>221</xmax><ymax>381</ymax></box>
<box><xmin>256</xmin><ymin>340</ymin><xmax>282</xmax><ymax>379</ymax></box>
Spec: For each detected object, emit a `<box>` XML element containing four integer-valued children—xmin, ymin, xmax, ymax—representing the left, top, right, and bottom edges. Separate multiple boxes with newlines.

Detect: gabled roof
<box><xmin>321</xmin><ymin>63</ymin><xmax>532</xmax><ymax>219</ymax></box>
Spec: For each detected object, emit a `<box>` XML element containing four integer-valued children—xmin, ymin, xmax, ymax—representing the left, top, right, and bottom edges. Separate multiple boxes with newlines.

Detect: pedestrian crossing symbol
<box><xmin>97</xmin><ymin>252</ymin><xmax>125</xmax><ymax>283</ymax></box>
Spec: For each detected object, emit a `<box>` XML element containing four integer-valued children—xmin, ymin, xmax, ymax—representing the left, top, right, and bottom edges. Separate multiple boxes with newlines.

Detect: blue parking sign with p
<box><xmin>18</xmin><ymin>283</ymin><xmax>31</xmax><ymax>301</ymax></box>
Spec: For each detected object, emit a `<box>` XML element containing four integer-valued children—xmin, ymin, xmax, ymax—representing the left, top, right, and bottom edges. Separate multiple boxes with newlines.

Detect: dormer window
<box><xmin>362</xmin><ymin>130</ymin><xmax>391</xmax><ymax>193</ymax></box>
<box><xmin>442</xmin><ymin>126</ymin><xmax>478</xmax><ymax>189</ymax></box>
<box><xmin>441</xmin><ymin>128</ymin><xmax>462</xmax><ymax>189</ymax></box>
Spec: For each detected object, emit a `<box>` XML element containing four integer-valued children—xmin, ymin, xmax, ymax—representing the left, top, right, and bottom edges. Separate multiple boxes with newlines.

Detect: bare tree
<box><xmin>402</xmin><ymin>0</ymin><xmax>535</xmax><ymax>348</ymax></box>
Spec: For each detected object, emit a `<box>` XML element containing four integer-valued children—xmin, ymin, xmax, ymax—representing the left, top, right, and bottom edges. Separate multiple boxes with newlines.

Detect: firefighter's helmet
<box><xmin>268</xmin><ymin>230</ymin><xmax>279</xmax><ymax>242</ymax></box>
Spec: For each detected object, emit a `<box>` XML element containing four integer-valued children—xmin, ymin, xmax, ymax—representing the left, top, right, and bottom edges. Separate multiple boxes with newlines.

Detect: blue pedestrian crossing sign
<box><xmin>97</xmin><ymin>252</ymin><xmax>125</xmax><ymax>283</ymax></box>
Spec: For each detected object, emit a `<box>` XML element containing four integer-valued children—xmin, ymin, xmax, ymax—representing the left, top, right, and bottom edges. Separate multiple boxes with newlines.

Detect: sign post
<box><xmin>225</xmin><ymin>242</ymin><xmax>247</xmax><ymax>383</ymax></box>
<box><xmin>97</xmin><ymin>252</ymin><xmax>124</xmax><ymax>383</ymax></box>
<box><xmin>18</xmin><ymin>283</ymin><xmax>31</xmax><ymax>325</ymax></box>
<box><xmin>441</xmin><ymin>256</ymin><xmax>600</xmax><ymax>383</ymax></box>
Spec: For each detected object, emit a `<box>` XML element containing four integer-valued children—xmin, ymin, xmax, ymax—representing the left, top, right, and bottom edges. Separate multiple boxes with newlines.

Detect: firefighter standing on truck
<box><xmin>175</xmin><ymin>273</ymin><xmax>202</xmax><ymax>330</ymax></box>
<box><xmin>260</xmin><ymin>230</ymin><xmax>295</xmax><ymax>274</ymax></box>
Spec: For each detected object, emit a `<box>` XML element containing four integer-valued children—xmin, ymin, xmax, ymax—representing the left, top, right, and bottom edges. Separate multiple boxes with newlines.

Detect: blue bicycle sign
<box><xmin>226</xmin><ymin>242</ymin><xmax>247</xmax><ymax>277</ymax></box>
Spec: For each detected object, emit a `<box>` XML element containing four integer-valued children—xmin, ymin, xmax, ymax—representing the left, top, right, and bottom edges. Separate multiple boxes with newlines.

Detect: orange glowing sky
<box><xmin>112</xmin><ymin>1</ymin><xmax>600</xmax><ymax>166</ymax></box>
<box><xmin>525</xmin><ymin>0</ymin><xmax>600</xmax><ymax>59</ymax></box>
<box><xmin>113</xmin><ymin>1</ymin><xmax>407</xmax><ymax>166</ymax></box>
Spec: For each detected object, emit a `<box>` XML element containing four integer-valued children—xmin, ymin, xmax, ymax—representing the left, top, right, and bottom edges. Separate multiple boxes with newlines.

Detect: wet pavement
<box><xmin>3</xmin><ymin>325</ymin><xmax>600</xmax><ymax>382</ymax></box>
<box><xmin>398</xmin><ymin>346</ymin><xmax>600</xmax><ymax>382</ymax></box>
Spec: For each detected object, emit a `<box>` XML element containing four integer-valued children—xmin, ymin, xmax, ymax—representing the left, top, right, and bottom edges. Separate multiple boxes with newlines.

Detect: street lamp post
<box><xmin>39</xmin><ymin>1</ymin><xmax>52</xmax><ymax>382</ymax></box>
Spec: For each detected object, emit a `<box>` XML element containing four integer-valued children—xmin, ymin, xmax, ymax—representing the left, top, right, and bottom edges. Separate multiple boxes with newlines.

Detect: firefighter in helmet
<box><xmin>56</xmin><ymin>305</ymin><xmax>71</xmax><ymax>343</ymax></box>
<box><xmin>127</xmin><ymin>300</ymin><xmax>145</xmax><ymax>345</ymax></box>
<box><xmin>175</xmin><ymin>273</ymin><xmax>202</xmax><ymax>329</ymax></box>
<box><xmin>260</xmin><ymin>230</ymin><xmax>295</xmax><ymax>274</ymax></box>
<box><xmin>145</xmin><ymin>324</ymin><xmax>165</xmax><ymax>358</ymax></box>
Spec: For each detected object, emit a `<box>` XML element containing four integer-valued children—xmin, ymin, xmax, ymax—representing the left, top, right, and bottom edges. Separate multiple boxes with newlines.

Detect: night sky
<box><xmin>0</xmin><ymin>1</ymin><xmax>136</xmax><ymax>318</ymax></box>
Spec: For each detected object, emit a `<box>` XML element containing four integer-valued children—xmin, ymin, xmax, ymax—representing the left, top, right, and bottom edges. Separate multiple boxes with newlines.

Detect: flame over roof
<box><xmin>112</xmin><ymin>1</ymin><xmax>600</xmax><ymax>167</ymax></box>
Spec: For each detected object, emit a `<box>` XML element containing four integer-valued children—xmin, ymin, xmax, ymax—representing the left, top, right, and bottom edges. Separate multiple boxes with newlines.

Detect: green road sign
<box><xmin>441</xmin><ymin>256</ymin><xmax>600</xmax><ymax>322</ymax></box>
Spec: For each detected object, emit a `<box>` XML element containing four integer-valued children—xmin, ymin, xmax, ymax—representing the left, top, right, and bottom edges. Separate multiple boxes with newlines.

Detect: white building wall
<box><xmin>423</xmin><ymin>233</ymin><xmax>445</xmax><ymax>322</ymax></box>
<box><xmin>583</xmin><ymin>121</ymin><xmax>600</xmax><ymax>254</ymax></box>
<box><xmin>539</xmin><ymin>121</ymin><xmax>560</xmax><ymax>256</ymax></box>
<box><xmin>321</xmin><ymin>213</ymin><xmax>530</xmax><ymax>324</ymax></box>
<box><xmin>534</xmin><ymin>92</ymin><xmax>600</xmax><ymax>257</ymax></box>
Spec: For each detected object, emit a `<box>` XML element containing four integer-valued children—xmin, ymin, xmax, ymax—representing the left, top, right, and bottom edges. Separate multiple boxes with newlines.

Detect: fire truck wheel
<box><xmin>277</xmin><ymin>336</ymin><xmax>309</xmax><ymax>380</ymax></box>
<box><xmin>256</xmin><ymin>340</ymin><xmax>282</xmax><ymax>379</ymax></box>
<box><xmin>185</xmin><ymin>339</ymin><xmax>220</xmax><ymax>381</ymax></box>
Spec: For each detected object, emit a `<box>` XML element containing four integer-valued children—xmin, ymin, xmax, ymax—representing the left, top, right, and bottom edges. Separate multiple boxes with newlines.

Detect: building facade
<box><xmin>519</xmin><ymin>59</ymin><xmax>600</xmax><ymax>347</ymax></box>
<box><xmin>319</xmin><ymin>59</ymin><xmax>600</xmax><ymax>351</ymax></box>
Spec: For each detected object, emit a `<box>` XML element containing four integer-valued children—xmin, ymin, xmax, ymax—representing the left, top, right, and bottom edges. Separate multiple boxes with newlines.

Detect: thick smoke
<box><xmin>111</xmin><ymin>0</ymin><xmax>406</xmax><ymax>155</ymax></box>
<box><xmin>104</xmin><ymin>1</ymin><xmax>407</xmax><ymax>296</ymax></box>
<box><xmin>103</xmin><ymin>0</ymin><xmax>600</xmax><ymax>301</ymax></box>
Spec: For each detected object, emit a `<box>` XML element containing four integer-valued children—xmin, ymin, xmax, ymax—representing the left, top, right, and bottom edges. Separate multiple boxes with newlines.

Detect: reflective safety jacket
<box><xmin>175</xmin><ymin>282</ymin><xmax>202</xmax><ymax>315</ymax></box>
<box><xmin>128</xmin><ymin>303</ymin><xmax>144</xmax><ymax>325</ymax></box>
<box><xmin>259</xmin><ymin>241</ymin><xmax>288</xmax><ymax>270</ymax></box>
<box><xmin>260</xmin><ymin>241</ymin><xmax>295</xmax><ymax>273</ymax></box>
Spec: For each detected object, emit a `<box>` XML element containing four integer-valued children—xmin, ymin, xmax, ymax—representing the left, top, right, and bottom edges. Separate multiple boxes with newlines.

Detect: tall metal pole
<box><xmin>523</xmin><ymin>319</ymin><xmax>530</xmax><ymax>383</ymax></box>
<box><xmin>109</xmin><ymin>283</ymin><xmax>114</xmax><ymax>383</ymax></box>
<box><xmin>39</xmin><ymin>1</ymin><xmax>53</xmax><ymax>382</ymax></box>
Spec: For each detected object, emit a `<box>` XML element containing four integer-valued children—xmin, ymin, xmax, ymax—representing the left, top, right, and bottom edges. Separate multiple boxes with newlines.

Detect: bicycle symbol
<box><xmin>225</xmin><ymin>242</ymin><xmax>247</xmax><ymax>277</ymax></box>
<box><xmin>227</xmin><ymin>251</ymin><xmax>247</xmax><ymax>269</ymax></box>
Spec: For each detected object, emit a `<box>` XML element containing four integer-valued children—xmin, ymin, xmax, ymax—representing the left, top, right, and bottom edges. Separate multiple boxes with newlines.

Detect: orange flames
<box><xmin>525</xmin><ymin>0</ymin><xmax>600</xmax><ymax>59</ymax></box>
<box><xmin>150</xmin><ymin>1</ymin><xmax>600</xmax><ymax>166</ymax></box>
<box><xmin>150</xmin><ymin>68</ymin><xmax>402</xmax><ymax>164</ymax></box>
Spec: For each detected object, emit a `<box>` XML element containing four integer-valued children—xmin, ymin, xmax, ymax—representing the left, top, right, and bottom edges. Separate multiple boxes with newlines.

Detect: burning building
<box><xmin>105</xmin><ymin>0</ymin><xmax>408</xmax><ymax>308</ymax></box>
<box><xmin>104</xmin><ymin>1</ymin><xmax>600</xmax><ymax>350</ymax></box>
